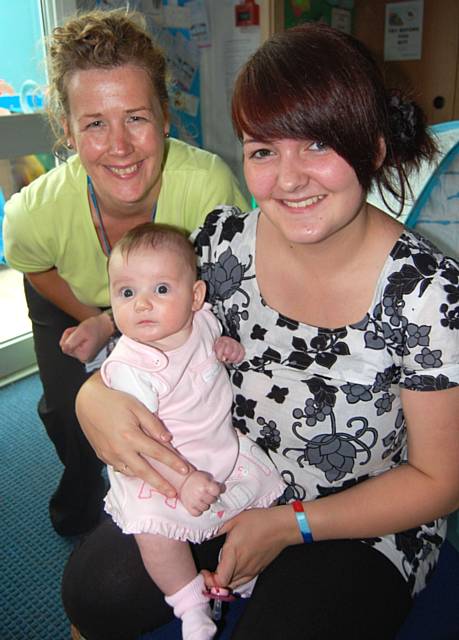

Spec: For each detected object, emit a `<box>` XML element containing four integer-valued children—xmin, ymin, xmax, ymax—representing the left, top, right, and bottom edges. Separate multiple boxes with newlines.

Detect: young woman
<box><xmin>66</xmin><ymin>23</ymin><xmax>459</xmax><ymax>640</ymax></box>
<box><xmin>3</xmin><ymin>10</ymin><xmax>247</xmax><ymax>537</ymax></box>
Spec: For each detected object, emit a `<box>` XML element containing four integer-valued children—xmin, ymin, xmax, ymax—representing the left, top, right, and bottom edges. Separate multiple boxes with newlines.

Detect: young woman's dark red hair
<box><xmin>232</xmin><ymin>22</ymin><xmax>437</xmax><ymax>212</ymax></box>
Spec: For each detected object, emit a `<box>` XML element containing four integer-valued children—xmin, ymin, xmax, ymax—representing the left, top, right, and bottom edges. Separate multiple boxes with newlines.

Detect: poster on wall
<box><xmin>80</xmin><ymin>0</ymin><xmax>142</xmax><ymax>9</ymax></box>
<box><xmin>284</xmin><ymin>0</ymin><xmax>354</xmax><ymax>33</ymax></box>
<box><xmin>198</xmin><ymin>0</ymin><xmax>261</xmax><ymax>194</ymax></box>
<box><xmin>82</xmin><ymin>0</ymin><xmax>206</xmax><ymax>148</ymax></box>
<box><xmin>384</xmin><ymin>0</ymin><xmax>424</xmax><ymax>61</ymax></box>
<box><xmin>142</xmin><ymin>0</ymin><xmax>209</xmax><ymax>148</ymax></box>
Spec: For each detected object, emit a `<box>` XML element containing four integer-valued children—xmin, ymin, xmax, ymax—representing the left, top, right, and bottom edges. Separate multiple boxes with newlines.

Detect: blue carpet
<box><xmin>0</xmin><ymin>373</ymin><xmax>74</xmax><ymax>640</ymax></box>
<box><xmin>2</xmin><ymin>374</ymin><xmax>458</xmax><ymax>640</ymax></box>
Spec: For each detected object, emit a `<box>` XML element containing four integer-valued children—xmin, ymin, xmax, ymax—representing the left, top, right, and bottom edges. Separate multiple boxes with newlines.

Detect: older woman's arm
<box><xmin>27</xmin><ymin>269</ymin><xmax>114</xmax><ymax>362</ymax></box>
<box><xmin>76</xmin><ymin>371</ymin><xmax>191</xmax><ymax>497</ymax></box>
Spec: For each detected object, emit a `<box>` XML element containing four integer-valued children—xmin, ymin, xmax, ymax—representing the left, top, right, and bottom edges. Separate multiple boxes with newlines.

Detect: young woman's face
<box><xmin>65</xmin><ymin>64</ymin><xmax>169</xmax><ymax>211</ymax></box>
<box><xmin>109</xmin><ymin>247</ymin><xmax>205</xmax><ymax>351</ymax></box>
<box><xmin>242</xmin><ymin>136</ymin><xmax>367</xmax><ymax>246</ymax></box>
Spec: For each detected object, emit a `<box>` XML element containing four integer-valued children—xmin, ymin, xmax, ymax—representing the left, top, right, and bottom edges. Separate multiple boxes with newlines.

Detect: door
<box><xmin>353</xmin><ymin>0</ymin><xmax>459</xmax><ymax>124</ymax></box>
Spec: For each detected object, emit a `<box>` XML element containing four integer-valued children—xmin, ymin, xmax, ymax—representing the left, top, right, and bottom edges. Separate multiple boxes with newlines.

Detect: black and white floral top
<box><xmin>193</xmin><ymin>206</ymin><xmax>459</xmax><ymax>595</ymax></box>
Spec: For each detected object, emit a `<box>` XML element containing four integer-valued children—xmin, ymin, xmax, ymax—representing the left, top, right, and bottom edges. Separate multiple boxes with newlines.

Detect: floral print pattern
<box><xmin>193</xmin><ymin>206</ymin><xmax>459</xmax><ymax>595</ymax></box>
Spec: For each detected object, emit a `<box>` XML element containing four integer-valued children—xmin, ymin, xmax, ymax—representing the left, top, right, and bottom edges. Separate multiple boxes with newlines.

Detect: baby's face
<box><xmin>109</xmin><ymin>246</ymin><xmax>204</xmax><ymax>350</ymax></box>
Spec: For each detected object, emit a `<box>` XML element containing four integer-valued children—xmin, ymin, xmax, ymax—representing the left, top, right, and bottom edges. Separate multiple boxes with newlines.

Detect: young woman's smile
<box><xmin>243</xmin><ymin>136</ymin><xmax>366</xmax><ymax>245</ymax></box>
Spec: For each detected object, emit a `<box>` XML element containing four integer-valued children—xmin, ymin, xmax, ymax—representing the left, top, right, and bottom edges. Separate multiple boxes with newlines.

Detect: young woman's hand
<box><xmin>76</xmin><ymin>372</ymin><xmax>190</xmax><ymax>497</ymax></box>
<box><xmin>203</xmin><ymin>505</ymin><xmax>299</xmax><ymax>590</ymax></box>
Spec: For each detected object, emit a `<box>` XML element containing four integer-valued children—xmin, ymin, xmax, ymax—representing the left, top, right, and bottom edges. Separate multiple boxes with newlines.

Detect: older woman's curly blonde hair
<box><xmin>46</xmin><ymin>9</ymin><xmax>169</xmax><ymax>158</ymax></box>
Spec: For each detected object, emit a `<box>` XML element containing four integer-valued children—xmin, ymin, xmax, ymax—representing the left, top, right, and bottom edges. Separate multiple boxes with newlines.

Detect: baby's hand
<box><xmin>59</xmin><ymin>314</ymin><xmax>113</xmax><ymax>362</ymax></box>
<box><xmin>179</xmin><ymin>470</ymin><xmax>223</xmax><ymax>517</ymax></box>
<box><xmin>214</xmin><ymin>336</ymin><xmax>245</xmax><ymax>364</ymax></box>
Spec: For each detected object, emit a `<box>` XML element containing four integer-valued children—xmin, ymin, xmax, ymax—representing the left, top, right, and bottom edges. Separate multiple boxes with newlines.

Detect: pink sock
<box><xmin>165</xmin><ymin>574</ymin><xmax>208</xmax><ymax>618</ymax></box>
<box><xmin>165</xmin><ymin>574</ymin><xmax>216</xmax><ymax>640</ymax></box>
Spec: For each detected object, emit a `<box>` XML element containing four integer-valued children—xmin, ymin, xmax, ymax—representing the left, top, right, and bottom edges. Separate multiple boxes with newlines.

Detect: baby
<box><xmin>101</xmin><ymin>223</ymin><xmax>284</xmax><ymax>640</ymax></box>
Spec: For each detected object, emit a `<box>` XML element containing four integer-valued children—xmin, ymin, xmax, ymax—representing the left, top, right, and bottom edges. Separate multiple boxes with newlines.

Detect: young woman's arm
<box><xmin>76</xmin><ymin>371</ymin><xmax>191</xmax><ymax>497</ymax></box>
<box><xmin>211</xmin><ymin>386</ymin><xmax>459</xmax><ymax>589</ymax></box>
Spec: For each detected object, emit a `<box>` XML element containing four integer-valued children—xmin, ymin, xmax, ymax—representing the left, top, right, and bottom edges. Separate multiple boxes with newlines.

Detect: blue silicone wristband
<box><xmin>292</xmin><ymin>500</ymin><xmax>313</xmax><ymax>543</ymax></box>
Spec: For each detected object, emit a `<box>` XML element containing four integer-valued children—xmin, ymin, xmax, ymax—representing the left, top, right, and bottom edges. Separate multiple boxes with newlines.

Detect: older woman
<box><xmin>3</xmin><ymin>10</ymin><xmax>247</xmax><ymax>537</ymax></box>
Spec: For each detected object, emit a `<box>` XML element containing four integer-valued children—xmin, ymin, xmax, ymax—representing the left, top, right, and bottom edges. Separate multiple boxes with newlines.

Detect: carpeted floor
<box><xmin>0</xmin><ymin>373</ymin><xmax>74</xmax><ymax>640</ymax></box>
<box><xmin>2</xmin><ymin>373</ymin><xmax>458</xmax><ymax>640</ymax></box>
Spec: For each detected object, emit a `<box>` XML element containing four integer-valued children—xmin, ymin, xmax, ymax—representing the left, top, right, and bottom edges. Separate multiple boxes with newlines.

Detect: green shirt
<box><xmin>4</xmin><ymin>138</ymin><xmax>248</xmax><ymax>307</ymax></box>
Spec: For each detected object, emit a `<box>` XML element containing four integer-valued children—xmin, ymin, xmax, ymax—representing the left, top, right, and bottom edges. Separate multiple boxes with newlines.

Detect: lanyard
<box><xmin>87</xmin><ymin>175</ymin><xmax>158</xmax><ymax>255</ymax></box>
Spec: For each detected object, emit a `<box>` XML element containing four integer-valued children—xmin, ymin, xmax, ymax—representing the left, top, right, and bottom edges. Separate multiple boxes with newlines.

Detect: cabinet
<box><xmin>353</xmin><ymin>0</ymin><xmax>459</xmax><ymax>124</ymax></box>
<box><xmin>266</xmin><ymin>1</ymin><xmax>459</xmax><ymax>125</ymax></box>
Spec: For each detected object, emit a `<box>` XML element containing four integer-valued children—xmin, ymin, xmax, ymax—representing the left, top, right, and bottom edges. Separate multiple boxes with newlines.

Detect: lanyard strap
<box><xmin>87</xmin><ymin>175</ymin><xmax>158</xmax><ymax>255</ymax></box>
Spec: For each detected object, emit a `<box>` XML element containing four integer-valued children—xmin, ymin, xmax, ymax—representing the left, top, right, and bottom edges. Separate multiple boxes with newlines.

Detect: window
<box><xmin>0</xmin><ymin>0</ymin><xmax>77</xmax><ymax>385</ymax></box>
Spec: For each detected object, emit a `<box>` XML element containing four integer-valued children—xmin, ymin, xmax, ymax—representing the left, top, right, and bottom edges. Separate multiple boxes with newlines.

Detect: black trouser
<box><xmin>62</xmin><ymin>518</ymin><xmax>412</xmax><ymax>640</ymax></box>
<box><xmin>25</xmin><ymin>278</ymin><xmax>106</xmax><ymax>536</ymax></box>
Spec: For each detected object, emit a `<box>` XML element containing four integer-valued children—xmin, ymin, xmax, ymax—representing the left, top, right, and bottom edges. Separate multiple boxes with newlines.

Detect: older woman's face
<box><xmin>65</xmin><ymin>64</ymin><xmax>168</xmax><ymax>212</ymax></box>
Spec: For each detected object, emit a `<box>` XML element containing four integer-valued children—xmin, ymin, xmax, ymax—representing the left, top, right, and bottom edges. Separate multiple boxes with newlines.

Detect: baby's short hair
<box><xmin>110</xmin><ymin>222</ymin><xmax>197</xmax><ymax>277</ymax></box>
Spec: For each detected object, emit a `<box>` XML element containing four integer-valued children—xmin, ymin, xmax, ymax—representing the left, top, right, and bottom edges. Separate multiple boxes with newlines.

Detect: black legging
<box><xmin>24</xmin><ymin>278</ymin><xmax>106</xmax><ymax>536</ymax></box>
<box><xmin>62</xmin><ymin>518</ymin><xmax>412</xmax><ymax>640</ymax></box>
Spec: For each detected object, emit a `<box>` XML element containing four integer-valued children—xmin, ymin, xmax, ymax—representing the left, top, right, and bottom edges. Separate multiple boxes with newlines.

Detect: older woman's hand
<box><xmin>76</xmin><ymin>372</ymin><xmax>190</xmax><ymax>497</ymax></box>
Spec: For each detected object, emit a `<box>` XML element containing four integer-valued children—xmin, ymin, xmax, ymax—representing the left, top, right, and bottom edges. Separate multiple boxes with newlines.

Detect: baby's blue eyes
<box><xmin>155</xmin><ymin>284</ymin><xmax>169</xmax><ymax>294</ymax></box>
<box><xmin>119</xmin><ymin>284</ymin><xmax>169</xmax><ymax>298</ymax></box>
